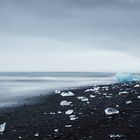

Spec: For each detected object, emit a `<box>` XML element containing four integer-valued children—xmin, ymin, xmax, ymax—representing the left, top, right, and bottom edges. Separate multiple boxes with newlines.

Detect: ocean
<box><xmin>0</xmin><ymin>72</ymin><xmax>116</xmax><ymax>107</ymax></box>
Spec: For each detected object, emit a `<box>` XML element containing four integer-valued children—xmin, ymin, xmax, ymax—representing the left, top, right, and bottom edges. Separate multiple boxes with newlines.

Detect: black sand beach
<box><xmin>0</xmin><ymin>82</ymin><xmax>140</xmax><ymax>140</ymax></box>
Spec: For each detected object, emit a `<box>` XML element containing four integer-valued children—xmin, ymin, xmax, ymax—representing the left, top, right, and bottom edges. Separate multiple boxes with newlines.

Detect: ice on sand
<box><xmin>77</xmin><ymin>96</ymin><xmax>88</xmax><ymax>102</ymax></box>
<box><xmin>55</xmin><ymin>90</ymin><xmax>61</xmax><ymax>94</ymax></box>
<box><xmin>119</xmin><ymin>91</ymin><xmax>128</xmax><ymax>95</ymax></box>
<box><xmin>61</xmin><ymin>91</ymin><xmax>74</xmax><ymax>97</ymax></box>
<box><xmin>110</xmin><ymin>134</ymin><xmax>122</xmax><ymax>139</ymax></box>
<box><xmin>134</xmin><ymin>84</ymin><xmax>140</xmax><ymax>87</ymax></box>
<box><xmin>60</xmin><ymin>100</ymin><xmax>72</xmax><ymax>106</ymax></box>
<box><xmin>84</xmin><ymin>89</ymin><xmax>94</xmax><ymax>92</ymax></box>
<box><xmin>0</xmin><ymin>122</ymin><xmax>6</xmax><ymax>133</ymax></box>
<box><xmin>105</xmin><ymin>108</ymin><xmax>119</xmax><ymax>115</ymax></box>
<box><xmin>126</xmin><ymin>100</ymin><xmax>132</xmax><ymax>104</ymax></box>
<box><xmin>65</xmin><ymin>110</ymin><xmax>74</xmax><ymax>115</ymax></box>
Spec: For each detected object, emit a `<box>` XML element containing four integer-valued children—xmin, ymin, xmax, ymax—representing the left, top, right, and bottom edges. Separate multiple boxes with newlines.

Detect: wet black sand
<box><xmin>0</xmin><ymin>82</ymin><xmax>140</xmax><ymax>140</ymax></box>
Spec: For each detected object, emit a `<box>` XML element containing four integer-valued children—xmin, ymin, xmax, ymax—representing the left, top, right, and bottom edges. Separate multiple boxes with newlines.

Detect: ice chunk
<box><xmin>137</xmin><ymin>96</ymin><xmax>140</xmax><ymax>99</ymax></box>
<box><xmin>54</xmin><ymin>129</ymin><xmax>58</xmax><ymax>133</ymax></box>
<box><xmin>50</xmin><ymin>112</ymin><xmax>55</xmax><ymax>115</ymax></box>
<box><xmin>110</xmin><ymin>134</ymin><xmax>122</xmax><ymax>138</ymax></box>
<box><xmin>58</xmin><ymin>111</ymin><xmax>62</xmax><ymax>114</ymax></box>
<box><xmin>126</xmin><ymin>100</ymin><xmax>132</xmax><ymax>104</ymax></box>
<box><xmin>90</xmin><ymin>95</ymin><xmax>96</xmax><ymax>98</ymax></box>
<box><xmin>65</xmin><ymin>110</ymin><xmax>73</xmax><ymax>115</ymax></box>
<box><xmin>60</xmin><ymin>100</ymin><xmax>72</xmax><ymax>106</ymax></box>
<box><xmin>84</xmin><ymin>89</ymin><xmax>94</xmax><ymax>92</ymax></box>
<box><xmin>119</xmin><ymin>91</ymin><xmax>128</xmax><ymax>95</ymax></box>
<box><xmin>55</xmin><ymin>90</ymin><xmax>61</xmax><ymax>94</ymax></box>
<box><xmin>116</xmin><ymin>73</ymin><xmax>140</xmax><ymax>83</ymax></box>
<box><xmin>0</xmin><ymin>122</ymin><xmax>6</xmax><ymax>133</ymax></box>
<box><xmin>61</xmin><ymin>91</ymin><xmax>74</xmax><ymax>97</ymax></box>
<box><xmin>134</xmin><ymin>84</ymin><xmax>140</xmax><ymax>87</ymax></box>
<box><xmin>105</xmin><ymin>108</ymin><xmax>119</xmax><ymax>115</ymax></box>
<box><xmin>65</xmin><ymin>125</ymin><xmax>72</xmax><ymax>128</ymax></box>
<box><xmin>34</xmin><ymin>133</ymin><xmax>39</xmax><ymax>137</ymax></box>
<box><xmin>77</xmin><ymin>96</ymin><xmax>88</xmax><ymax>102</ymax></box>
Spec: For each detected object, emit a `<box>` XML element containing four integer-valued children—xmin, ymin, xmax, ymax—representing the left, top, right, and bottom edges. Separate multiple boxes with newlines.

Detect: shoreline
<box><xmin>0</xmin><ymin>82</ymin><xmax>140</xmax><ymax>139</ymax></box>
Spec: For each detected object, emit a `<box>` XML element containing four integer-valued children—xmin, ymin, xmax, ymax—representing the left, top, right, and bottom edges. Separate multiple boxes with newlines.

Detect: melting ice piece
<box><xmin>134</xmin><ymin>84</ymin><xmax>140</xmax><ymax>87</ymax></box>
<box><xmin>50</xmin><ymin>112</ymin><xmax>55</xmax><ymax>115</ymax></box>
<box><xmin>34</xmin><ymin>133</ymin><xmax>39</xmax><ymax>137</ymax></box>
<box><xmin>116</xmin><ymin>73</ymin><xmax>140</xmax><ymax>83</ymax></box>
<box><xmin>65</xmin><ymin>110</ymin><xmax>74</xmax><ymax>115</ymax></box>
<box><xmin>77</xmin><ymin>96</ymin><xmax>88</xmax><ymax>102</ymax></box>
<box><xmin>0</xmin><ymin>122</ymin><xmax>6</xmax><ymax>133</ymax></box>
<box><xmin>58</xmin><ymin>111</ymin><xmax>62</xmax><ymax>114</ymax></box>
<box><xmin>137</xmin><ymin>96</ymin><xmax>140</xmax><ymax>99</ymax></box>
<box><xmin>55</xmin><ymin>90</ymin><xmax>61</xmax><ymax>94</ymax></box>
<box><xmin>84</xmin><ymin>89</ymin><xmax>94</xmax><ymax>92</ymax></box>
<box><xmin>61</xmin><ymin>91</ymin><xmax>74</xmax><ymax>97</ymax></box>
<box><xmin>60</xmin><ymin>100</ymin><xmax>72</xmax><ymax>106</ymax></box>
<box><xmin>65</xmin><ymin>125</ymin><xmax>72</xmax><ymax>128</ymax></box>
<box><xmin>119</xmin><ymin>91</ymin><xmax>128</xmax><ymax>95</ymax></box>
<box><xmin>126</xmin><ymin>100</ymin><xmax>132</xmax><ymax>104</ymax></box>
<box><xmin>105</xmin><ymin>108</ymin><xmax>119</xmax><ymax>115</ymax></box>
<box><xmin>110</xmin><ymin>134</ymin><xmax>122</xmax><ymax>139</ymax></box>
<box><xmin>93</xmin><ymin>87</ymin><xmax>100</xmax><ymax>91</ymax></box>
<box><xmin>54</xmin><ymin>129</ymin><xmax>58</xmax><ymax>133</ymax></box>
<box><xmin>90</xmin><ymin>95</ymin><xmax>96</xmax><ymax>98</ymax></box>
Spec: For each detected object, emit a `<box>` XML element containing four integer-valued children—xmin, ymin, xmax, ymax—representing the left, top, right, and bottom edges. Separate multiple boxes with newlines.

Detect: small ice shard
<box><xmin>55</xmin><ymin>90</ymin><xmax>61</xmax><ymax>94</ymax></box>
<box><xmin>43</xmin><ymin>112</ymin><xmax>47</xmax><ymax>115</ymax></box>
<box><xmin>58</xmin><ymin>111</ymin><xmax>62</xmax><ymax>114</ymax></box>
<box><xmin>134</xmin><ymin>84</ymin><xmax>140</xmax><ymax>87</ymax></box>
<box><xmin>110</xmin><ymin>134</ymin><xmax>122</xmax><ymax>138</ymax></box>
<box><xmin>18</xmin><ymin>136</ymin><xmax>22</xmax><ymax>139</ymax></box>
<box><xmin>60</xmin><ymin>100</ymin><xmax>72</xmax><ymax>106</ymax></box>
<box><xmin>119</xmin><ymin>91</ymin><xmax>128</xmax><ymax>95</ymax></box>
<box><xmin>61</xmin><ymin>91</ymin><xmax>74</xmax><ymax>97</ymax></box>
<box><xmin>54</xmin><ymin>129</ymin><xmax>58</xmax><ymax>133</ymax></box>
<box><xmin>70</xmin><ymin>117</ymin><xmax>78</xmax><ymax>121</ymax></box>
<box><xmin>77</xmin><ymin>96</ymin><xmax>88</xmax><ymax>102</ymax></box>
<box><xmin>116</xmin><ymin>105</ymin><xmax>119</xmax><ymax>108</ymax></box>
<box><xmin>70</xmin><ymin>115</ymin><xmax>75</xmax><ymax>117</ymax></box>
<box><xmin>105</xmin><ymin>96</ymin><xmax>112</xmax><ymax>98</ymax></box>
<box><xmin>102</xmin><ymin>86</ymin><xmax>109</xmax><ymax>90</ymax></box>
<box><xmin>126</xmin><ymin>100</ymin><xmax>132</xmax><ymax>104</ymax></box>
<box><xmin>93</xmin><ymin>87</ymin><xmax>100</xmax><ymax>91</ymax></box>
<box><xmin>103</xmin><ymin>93</ymin><xmax>107</xmax><ymax>96</ymax></box>
<box><xmin>0</xmin><ymin>122</ymin><xmax>6</xmax><ymax>133</ymax></box>
<box><xmin>65</xmin><ymin>110</ymin><xmax>73</xmax><ymax>115</ymax></box>
<box><xmin>137</xmin><ymin>96</ymin><xmax>140</xmax><ymax>99</ymax></box>
<box><xmin>105</xmin><ymin>108</ymin><xmax>119</xmax><ymax>115</ymax></box>
<box><xmin>65</xmin><ymin>125</ymin><xmax>72</xmax><ymax>128</ymax></box>
<box><xmin>90</xmin><ymin>95</ymin><xmax>95</xmax><ymax>98</ymax></box>
<box><xmin>50</xmin><ymin>112</ymin><xmax>55</xmax><ymax>115</ymax></box>
<box><xmin>34</xmin><ymin>133</ymin><xmax>39</xmax><ymax>137</ymax></box>
<box><xmin>84</xmin><ymin>89</ymin><xmax>94</xmax><ymax>92</ymax></box>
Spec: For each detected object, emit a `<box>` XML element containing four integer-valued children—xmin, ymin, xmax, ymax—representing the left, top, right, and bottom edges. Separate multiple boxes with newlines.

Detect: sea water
<box><xmin>0</xmin><ymin>72</ymin><xmax>119</xmax><ymax>107</ymax></box>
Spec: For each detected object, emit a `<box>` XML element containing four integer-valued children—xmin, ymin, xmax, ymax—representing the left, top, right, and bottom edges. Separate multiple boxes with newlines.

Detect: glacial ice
<box><xmin>61</xmin><ymin>91</ymin><xmax>75</xmax><ymax>97</ymax></box>
<box><xmin>105</xmin><ymin>108</ymin><xmax>119</xmax><ymax>115</ymax></box>
<box><xmin>65</xmin><ymin>110</ymin><xmax>74</xmax><ymax>115</ymax></box>
<box><xmin>0</xmin><ymin>122</ymin><xmax>6</xmax><ymax>133</ymax></box>
<box><xmin>60</xmin><ymin>100</ymin><xmax>72</xmax><ymax>106</ymax></box>
<box><xmin>116</xmin><ymin>73</ymin><xmax>140</xmax><ymax>83</ymax></box>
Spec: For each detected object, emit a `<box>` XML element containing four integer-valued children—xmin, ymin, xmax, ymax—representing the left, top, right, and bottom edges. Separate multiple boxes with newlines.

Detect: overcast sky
<box><xmin>0</xmin><ymin>0</ymin><xmax>140</xmax><ymax>72</ymax></box>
